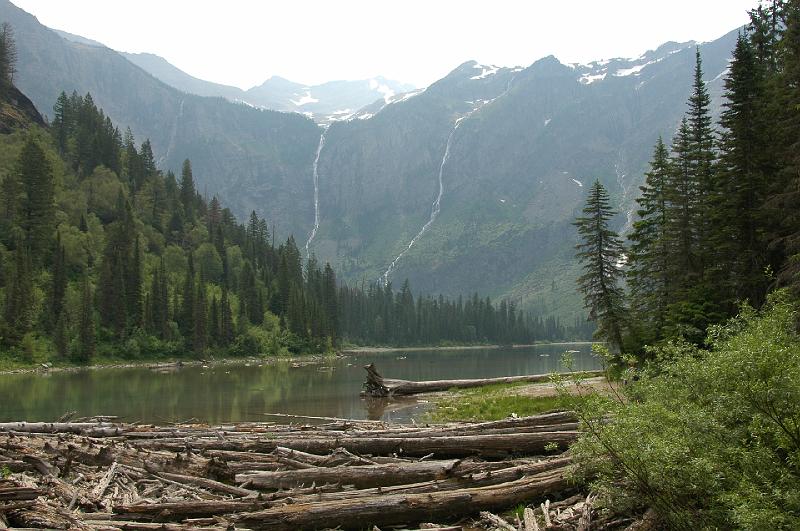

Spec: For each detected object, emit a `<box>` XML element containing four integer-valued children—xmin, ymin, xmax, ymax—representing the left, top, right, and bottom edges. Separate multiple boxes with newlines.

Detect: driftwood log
<box><xmin>0</xmin><ymin>415</ymin><xmax>599</xmax><ymax>530</ymax></box>
<box><xmin>362</xmin><ymin>363</ymin><xmax>603</xmax><ymax>397</ymax></box>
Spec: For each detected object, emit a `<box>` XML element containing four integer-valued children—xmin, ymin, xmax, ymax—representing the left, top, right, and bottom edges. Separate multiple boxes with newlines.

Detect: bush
<box><xmin>563</xmin><ymin>291</ymin><xmax>800</xmax><ymax>529</ymax></box>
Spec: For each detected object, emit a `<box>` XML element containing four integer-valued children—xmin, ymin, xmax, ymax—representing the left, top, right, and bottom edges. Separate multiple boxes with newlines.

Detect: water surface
<box><xmin>0</xmin><ymin>344</ymin><xmax>599</xmax><ymax>424</ymax></box>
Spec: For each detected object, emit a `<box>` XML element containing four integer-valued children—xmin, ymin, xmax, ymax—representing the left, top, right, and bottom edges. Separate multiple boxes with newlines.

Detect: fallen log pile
<box><xmin>0</xmin><ymin>413</ymin><xmax>611</xmax><ymax>530</ymax></box>
<box><xmin>362</xmin><ymin>363</ymin><xmax>604</xmax><ymax>397</ymax></box>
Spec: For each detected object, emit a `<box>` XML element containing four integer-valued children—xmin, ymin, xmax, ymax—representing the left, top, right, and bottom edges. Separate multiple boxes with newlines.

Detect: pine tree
<box><xmin>179</xmin><ymin>159</ymin><xmax>195</xmax><ymax>221</ymax></box>
<box><xmin>322</xmin><ymin>263</ymin><xmax>338</xmax><ymax>343</ymax></box>
<box><xmin>127</xmin><ymin>236</ymin><xmax>143</xmax><ymax>328</ymax></box>
<box><xmin>220</xmin><ymin>287</ymin><xmax>234</xmax><ymax>346</ymax></box>
<box><xmin>717</xmin><ymin>33</ymin><xmax>770</xmax><ymax>306</ymax></box>
<box><xmin>627</xmin><ymin>138</ymin><xmax>671</xmax><ymax>344</ymax></box>
<box><xmin>50</xmin><ymin>232</ymin><xmax>67</xmax><ymax>330</ymax></box>
<box><xmin>0</xmin><ymin>22</ymin><xmax>17</xmax><ymax>98</ymax></box>
<box><xmin>77</xmin><ymin>275</ymin><xmax>95</xmax><ymax>362</ymax></box>
<box><xmin>52</xmin><ymin>92</ymin><xmax>70</xmax><ymax>155</ymax></box>
<box><xmin>573</xmin><ymin>180</ymin><xmax>627</xmax><ymax>351</ymax></box>
<box><xmin>53</xmin><ymin>309</ymin><xmax>68</xmax><ymax>358</ymax></box>
<box><xmin>17</xmin><ymin>137</ymin><xmax>55</xmax><ymax>263</ymax></box>
<box><xmin>771</xmin><ymin>2</ymin><xmax>800</xmax><ymax>295</ymax></box>
<box><xmin>193</xmin><ymin>282</ymin><xmax>207</xmax><ymax>354</ymax></box>
<box><xmin>687</xmin><ymin>49</ymin><xmax>718</xmax><ymax>284</ymax></box>
<box><xmin>180</xmin><ymin>252</ymin><xmax>195</xmax><ymax>340</ymax></box>
<box><xmin>2</xmin><ymin>238</ymin><xmax>33</xmax><ymax>345</ymax></box>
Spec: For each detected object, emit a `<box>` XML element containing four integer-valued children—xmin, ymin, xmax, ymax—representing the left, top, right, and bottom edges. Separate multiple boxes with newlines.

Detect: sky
<box><xmin>12</xmin><ymin>0</ymin><xmax>757</xmax><ymax>89</ymax></box>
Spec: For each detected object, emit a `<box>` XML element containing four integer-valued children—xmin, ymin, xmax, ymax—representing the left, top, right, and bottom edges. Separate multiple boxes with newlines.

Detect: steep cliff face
<box><xmin>307</xmin><ymin>33</ymin><xmax>735</xmax><ymax>318</ymax></box>
<box><xmin>0</xmin><ymin>85</ymin><xmax>46</xmax><ymax>133</ymax></box>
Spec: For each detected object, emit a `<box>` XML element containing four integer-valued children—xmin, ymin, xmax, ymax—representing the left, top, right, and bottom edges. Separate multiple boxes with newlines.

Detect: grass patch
<box><xmin>425</xmin><ymin>382</ymin><xmax>565</xmax><ymax>422</ymax></box>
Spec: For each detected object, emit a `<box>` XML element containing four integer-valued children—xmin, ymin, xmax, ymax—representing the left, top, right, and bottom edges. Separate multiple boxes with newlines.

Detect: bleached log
<box><xmin>363</xmin><ymin>363</ymin><xmax>603</xmax><ymax>397</ymax></box>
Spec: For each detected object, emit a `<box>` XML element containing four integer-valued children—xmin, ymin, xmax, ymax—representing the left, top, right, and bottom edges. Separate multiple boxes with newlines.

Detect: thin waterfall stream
<box><xmin>305</xmin><ymin>127</ymin><xmax>328</xmax><ymax>259</ymax></box>
<box><xmin>380</xmin><ymin>74</ymin><xmax>519</xmax><ymax>285</ymax></box>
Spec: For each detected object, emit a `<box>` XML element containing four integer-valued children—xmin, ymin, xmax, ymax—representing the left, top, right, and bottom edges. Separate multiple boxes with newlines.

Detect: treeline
<box><xmin>577</xmin><ymin>2</ymin><xmax>800</xmax><ymax>353</ymax></box>
<box><xmin>339</xmin><ymin>280</ymin><xmax>592</xmax><ymax>346</ymax></box>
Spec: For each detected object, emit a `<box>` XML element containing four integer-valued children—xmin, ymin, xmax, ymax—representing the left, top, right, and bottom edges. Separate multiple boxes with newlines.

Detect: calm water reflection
<box><xmin>0</xmin><ymin>344</ymin><xmax>599</xmax><ymax>424</ymax></box>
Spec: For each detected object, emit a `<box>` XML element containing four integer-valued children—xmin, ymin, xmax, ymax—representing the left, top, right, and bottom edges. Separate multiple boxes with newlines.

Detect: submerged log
<box><xmin>362</xmin><ymin>363</ymin><xmax>603</xmax><ymax>397</ymax></box>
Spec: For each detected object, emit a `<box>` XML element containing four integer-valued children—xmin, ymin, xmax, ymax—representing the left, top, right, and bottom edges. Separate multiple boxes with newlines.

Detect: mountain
<box><xmin>120</xmin><ymin>52</ymin><xmax>246</xmax><ymax>102</ymax></box>
<box><xmin>1</xmin><ymin>0</ymin><xmax>739</xmax><ymax>322</ymax></box>
<box><xmin>55</xmin><ymin>29</ymin><xmax>415</xmax><ymax>122</ymax></box>
<box><xmin>308</xmin><ymin>35</ymin><xmax>736</xmax><ymax>319</ymax></box>
<box><xmin>120</xmin><ymin>52</ymin><xmax>414</xmax><ymax>121</ymax></box>
<box><xmin>1</xmin><ymin>0</ymin><xmax>321</xmax><ymax>241</ymax></box>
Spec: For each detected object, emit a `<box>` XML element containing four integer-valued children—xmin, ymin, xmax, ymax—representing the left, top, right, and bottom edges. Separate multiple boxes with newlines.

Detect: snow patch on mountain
<box><xmin>614</xmin><ymin>63</ymin><xmax>650</xmax><ymax>76</ymax></box>
<box><xmin>369</xmin><ymin>78</ymin><xmax>396</xmax><ymax>103</ymax></box>
<box><xmin>471</xmin><ymin>64</ymin><xmax>499</xmax><ymax>80</ymax></box>
<box><xmin>580</xmin><ymin>72</ymin><xmax>607</xmax><ymax>84</ymax></box>
<box><xmin>388</xmin><ymin>89</ymin><xmax>424</xmax><ymax>105</ymax></box>
<box><xmin>291</xmin><ymin>89</ymin><xmax>319</xmax><ymax>106</ymax></box>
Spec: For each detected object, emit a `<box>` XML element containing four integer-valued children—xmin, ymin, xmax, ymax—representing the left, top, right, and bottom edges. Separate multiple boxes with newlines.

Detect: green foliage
<box><xmin>426</xmin><ymin>382</ymin><xmax>564</xmax><ymax>422</ymax></box>
<box><xmin>565</xmin><ymin>293</ymin><xmax>800</xmax><ymax>529</ymax></box>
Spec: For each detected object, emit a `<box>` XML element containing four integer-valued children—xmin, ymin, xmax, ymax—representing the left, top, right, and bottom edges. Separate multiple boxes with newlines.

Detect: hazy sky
<box><xmin>13</xmin><ymin>0</ymin><xmax>756</xmax><ymax>89</ymax></box>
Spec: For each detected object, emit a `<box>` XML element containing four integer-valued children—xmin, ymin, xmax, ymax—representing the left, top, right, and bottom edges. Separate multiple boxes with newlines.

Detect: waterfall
<box><xmin>379</xmin><ymin>73</ymin><xmax>521</xmax><ymax>286</ymax></box>
<box><xmin>379</xmin><ymin>124</ymin><xmax>459</xmax><ymax>286</ymax></box>
<box><xmin>305</xmin><ymin>127</ymin><xmax>328</xmax><ymax>259</ymax></box>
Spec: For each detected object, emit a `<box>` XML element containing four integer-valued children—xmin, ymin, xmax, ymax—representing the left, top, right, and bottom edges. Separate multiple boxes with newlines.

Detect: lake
<box><xmin>0</xmin><ymin>344</ymin><xmax>600</xmax><ymax>424</ymax></box>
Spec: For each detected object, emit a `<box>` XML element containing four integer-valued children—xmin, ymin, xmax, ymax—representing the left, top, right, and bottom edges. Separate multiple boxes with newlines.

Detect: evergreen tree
<box><xmin>220</xmin><ymin>287</ymin><xmax>234</xmax><ymax>346</ymax></box>
<box><xmin>627</xmin><ymin>138</ymin><xmax>671</xmax><ymax>344</ymax></box>
<box><xmin>687</xmin><ymin>49</ymin><xmax>718</xmax><ymax>283</ymax></box>
<box><xmin>181</xmin><ymin>252</ymin><xmax>195</xmax><ymax>340</ymax></box>
<box><xmin>193</xmin><ymin>282</ymin><xmax>207</xmax><ymax>353</ymax></box>
<box><xmin>717</xmin><ymin>33</ymin><xmax>770</xmax><ymax>306</ymax></box>
<box><xmin>50</xmin><ymin>232</ymin><xmax>67</xmax><ymax>329</ymax></box>
<box><xmin>573</xmin><ymin>180</ymin><xmax>627</xmax><ymax>351</ymax></box>
<box><xmin>179</xmin><ymin>159</ymin><xmax>195</xmax><ymax>221</ymax></box>
<box><xmin>0</xmin><ymin>22</ymin><xmax>17</xmax><ymax>98</ymax></box>
<box><xmin>53</xmin><ymin>309</ymin><xmax>68</xmax><ymax>358</ymax></box>
<box><xmin>127</xmin><ymin>236</ymin><xmax>143</xmax><ymax>328</ymax></box>
<box><xmin>77</xmin><ymin>275</ymin><xmax>95</xmax><ymax>362</ymax></box>
<box><xmin>322</xmin><ymin>263</ymin><xmax>338</xmax><ymax>342</ymax></box>
<box><xmin>2</xmin><ymin>238</ymin><xmax>33</xmax><ymax>345</ymax></box>
<box><xmin>17</xmin><ymin>137</ymin><xmax>55</xmax><ymax>263</ymax></box>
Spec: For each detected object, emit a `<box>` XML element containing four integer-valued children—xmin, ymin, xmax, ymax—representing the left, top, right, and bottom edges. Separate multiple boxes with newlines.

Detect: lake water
<box><xmin>0</xmin><ymin>344</ymin><xmax>600</xmax><ymax>424</ymax></box>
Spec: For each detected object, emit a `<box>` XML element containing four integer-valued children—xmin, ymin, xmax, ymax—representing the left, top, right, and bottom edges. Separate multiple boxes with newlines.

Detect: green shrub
<box><xmin>563</xmin><ymin>291</ymin><xmax>800</xmax><ymax>529</ymax></box>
